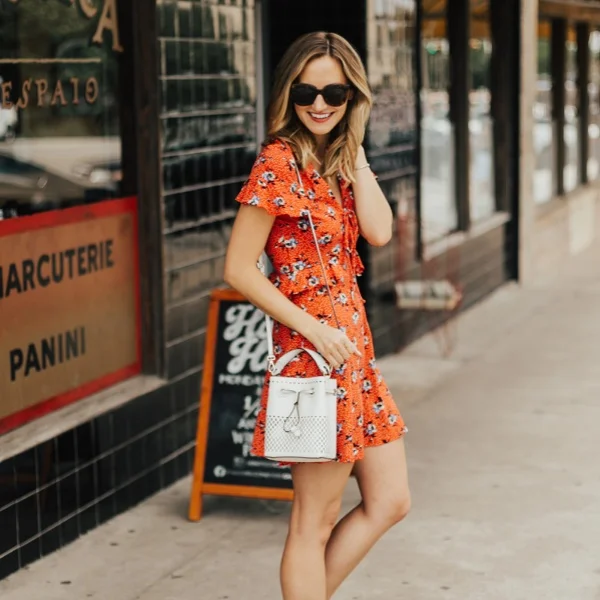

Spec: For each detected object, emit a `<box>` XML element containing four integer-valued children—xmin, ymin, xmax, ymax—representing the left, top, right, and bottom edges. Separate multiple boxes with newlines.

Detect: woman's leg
<box><xmin>324</xmin><ymin>438</ymin><xmax>411</xmax><ymax>598</ymax></box>
<box><xmin>281</xmin><ymin>461</ymin><xmax>353</xmax><ymax>600</ymax></box>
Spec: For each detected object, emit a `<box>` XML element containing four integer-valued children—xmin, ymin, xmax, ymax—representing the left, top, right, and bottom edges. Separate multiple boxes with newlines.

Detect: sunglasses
<box><xmin>290</xmin><ymin>83</ymin><xmax>352</xmax><ymax>107</ymax></box>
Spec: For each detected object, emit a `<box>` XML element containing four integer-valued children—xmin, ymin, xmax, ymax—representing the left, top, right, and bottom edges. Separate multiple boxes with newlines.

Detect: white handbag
<box><xmin>262</xmin><ymin>211</ymin><xmax>341</xmax><ymax>463</ymax></box>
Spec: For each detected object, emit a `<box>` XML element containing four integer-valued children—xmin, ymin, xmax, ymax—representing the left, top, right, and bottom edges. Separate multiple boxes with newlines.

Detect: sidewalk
<box><xmin>2</xmin><ymin>241</ymin><xmax>600</xmax><ymax>600</ymax></box>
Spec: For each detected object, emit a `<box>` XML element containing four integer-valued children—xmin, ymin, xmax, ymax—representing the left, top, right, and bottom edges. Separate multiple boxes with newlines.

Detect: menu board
<box><xmin>188</xmin><ymin>288</ymin><xmax>293</xmax><ymax>521</ymax></box>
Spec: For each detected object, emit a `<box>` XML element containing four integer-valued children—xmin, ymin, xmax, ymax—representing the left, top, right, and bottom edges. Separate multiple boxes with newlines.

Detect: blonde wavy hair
<box><xmin>266</xmin><ymin>32</ymin><xmax>372</xmax><ymax>184</ymax></box>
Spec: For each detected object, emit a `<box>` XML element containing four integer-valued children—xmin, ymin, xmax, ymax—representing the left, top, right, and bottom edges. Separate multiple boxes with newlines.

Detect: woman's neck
<box><xmin>314</xmin><ymin>134</ymin><xmax>328</xmax><ymax>164</ymax></box>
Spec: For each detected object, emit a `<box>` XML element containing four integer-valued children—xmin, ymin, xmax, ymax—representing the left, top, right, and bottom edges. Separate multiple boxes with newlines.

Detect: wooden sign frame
<box><xmin>188</xmin><ymin>288</ymin><xmax>293</xmax><ymax>522</ymax></box>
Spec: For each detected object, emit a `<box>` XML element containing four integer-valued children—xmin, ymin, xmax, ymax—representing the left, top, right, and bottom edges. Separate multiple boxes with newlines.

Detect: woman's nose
<box><xmin>312</xmin><ymin>94</ymin><xmax>328</xmax><ymax>112</ymax></box>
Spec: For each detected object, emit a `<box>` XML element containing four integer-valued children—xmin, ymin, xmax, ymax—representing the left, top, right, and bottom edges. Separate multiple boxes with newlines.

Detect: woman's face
<box><xmin>293</xmin><ymin>55</ymin><xmax>350</xmax><ymax>143</ymax></box>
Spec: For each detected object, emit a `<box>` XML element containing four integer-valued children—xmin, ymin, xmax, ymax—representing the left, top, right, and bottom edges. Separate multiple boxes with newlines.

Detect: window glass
<box><xmin>469</xmin><ymin>0</ymin><xmax>495</xmax><ymax>221</ymax></box>
<box><xmin>534</xmin><ymin>21</ymin><xmax>554</xmax><ymax>204</ymax></box>
<box><xmin>0</xmin><ymin>1</ymin><xmax>122</xmax><ymax>219</ymax></box>
<box><xmin>564</xmin><ymin>26</ymin><xmax>579</xmax><ymax>193</ymax></box>
<box><xmin>421</xmin><ymin>0</ymin><xmax>457</xmax><ymax>242</ymax></box>
<box><xmin>588</xmin><ymin>30</ymin><xmax>600</xmax><ymax>181</ymax></box>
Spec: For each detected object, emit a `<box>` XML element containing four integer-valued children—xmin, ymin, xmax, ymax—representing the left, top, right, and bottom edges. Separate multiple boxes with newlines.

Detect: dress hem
<box><xmin>250</xmin><ymin>426</ymin><xmax>408</xmax><ymax>467</ymax></box>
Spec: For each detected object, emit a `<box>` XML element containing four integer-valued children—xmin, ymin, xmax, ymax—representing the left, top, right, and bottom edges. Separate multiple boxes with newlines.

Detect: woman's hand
<box><xmin>305</xmin><ymin>322</ymin><xmax>361</xmax><ymax>369</ymax></box>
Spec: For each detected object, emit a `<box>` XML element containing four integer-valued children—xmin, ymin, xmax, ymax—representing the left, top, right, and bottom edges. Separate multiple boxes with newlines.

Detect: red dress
<box><xmin>236</xmin><ymin>139</ymin><xmax>407</xmax><ymax>463</ymax></box>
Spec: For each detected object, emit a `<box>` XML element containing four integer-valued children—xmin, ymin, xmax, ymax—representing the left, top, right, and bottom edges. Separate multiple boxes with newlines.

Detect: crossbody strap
<box><xmin>261</xmin><ymin>158</ymin><xmax>341</xmax><ymax>372</ymax></box>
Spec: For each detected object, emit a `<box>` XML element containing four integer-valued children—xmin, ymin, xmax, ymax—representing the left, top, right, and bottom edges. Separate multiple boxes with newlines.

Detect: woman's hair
<box><xmin>266</xmin><ymin>32</ymin><xmax>372</xmax><ymax>184</ymax></box>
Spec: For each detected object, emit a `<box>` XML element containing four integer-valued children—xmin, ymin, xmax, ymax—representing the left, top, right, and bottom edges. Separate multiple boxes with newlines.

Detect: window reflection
<box><xmin>534</xmin><ymin>21</ymin><xmax>554</xmax><ymax>204</ymax></box>
<box><xmin>0</xmin><ymin>2</ymin><xmax>121</xmax><ymax>219</ymax></box>
<box><xmin>469</xmin><ymin>0</ymin><xmax>494</xmax><ymax>221</ymax></box>
<box><xmin>421</xmin><ymin>0</ymin><xmax>457</xmax><ymax>242</ymax></box>
<box><xmin>564</xmin><ymin>27</ymin><xmax>579</xmax><ymax>193</ymax></box>
<box><xmin>589</xmin><ymin>30</ymin><xmax>600</xmax><ymax>181</ymax></box>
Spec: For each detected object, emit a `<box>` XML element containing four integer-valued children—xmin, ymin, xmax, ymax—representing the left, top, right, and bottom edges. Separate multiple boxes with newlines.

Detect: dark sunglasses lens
<box><xmin>291</xmin><ymin>85</ymin><xmax>317</xmax><ymax>106</ymax></box>
<box><xmin>323</xmin><ymin>86</ymin><xmax>349</xmax><ymax>106</ymax></box>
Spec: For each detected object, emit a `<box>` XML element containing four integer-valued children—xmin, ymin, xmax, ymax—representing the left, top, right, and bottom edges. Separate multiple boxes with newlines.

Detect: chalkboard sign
<box><xmin>189</xmin><ymin>288</ymin><xmax>293</xmax><ymax>521</ymax></box>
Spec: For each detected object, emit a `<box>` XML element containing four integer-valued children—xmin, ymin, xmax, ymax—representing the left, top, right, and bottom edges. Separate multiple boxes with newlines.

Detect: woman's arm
<box><xmin>224</xmin><ymin>205</ymin><xmax>360</xmax><ymax>367</ymax></box>
<box><xmin>352</xmin><ymin>146</ymin><xmax>394</xmax><ymax>247</ymax></box>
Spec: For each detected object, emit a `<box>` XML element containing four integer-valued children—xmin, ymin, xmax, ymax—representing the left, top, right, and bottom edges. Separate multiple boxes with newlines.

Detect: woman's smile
<box><xmin>309</xmin><ymin>111</ymin><xmax>334</xmax><ymax>123</ymax></box>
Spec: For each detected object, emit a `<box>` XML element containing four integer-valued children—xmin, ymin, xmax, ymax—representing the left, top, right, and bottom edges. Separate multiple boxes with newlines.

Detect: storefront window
<box><xmin>534</xmin><ymin>21</ymin><xmax>554</xmax><ymax>204</ymax></box>
<box><xmin>0</xmin><ymin>2</ymin><xmax>140</xmax><ymax>435</ymax></box>
<box><xmin>588</xmin><ymin>29</ymin><xmax>600</xmax><ymax>181</ymax></box>
<box><xmin>0</xmin><ymin>0</ymin><xmax>122</xmax><ymax>219</ymax></box>
<box><xmin>564</xmin><ymin>26</ymin><xmax>579</xmax><ymax>193</ymax></box>
<box><xmin>421</xmin><ymin>0</ymin><xmax>457</xmax><ymax>242</ymax></box>
<box><xmin>469</xmin><ymin>0</ymin><xmax>494</xmax><ymax>221</ymax></box>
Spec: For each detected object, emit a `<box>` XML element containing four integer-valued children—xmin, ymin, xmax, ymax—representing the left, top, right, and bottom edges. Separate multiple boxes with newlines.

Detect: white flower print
<box><xmin>308</xmin><ymin>276</ymin><xmax>319</xmax><ymax>287</ymax></box>
<box><xmin>357</xmin><ymin>415</ymin><xmax>364</xmax><ymax>427</ymax></box>
<box><xmin>335</xmin><ymin>363</ymin><xmax>347</xmax><ymax>376</ymax></box>
<box><xmin>327</xmin><ymin>207</ymin><xmax>336</xmax><ymax>217</ymax></box>
<box><xmin>362</xmin><ymin>380</ymin><xmax>373</xmax><ymax>392</ymax></box>
<box><xmin>332</xmin><ymin>244</ymin><xmax>342</xmax><ymax>255</ymax></box>
<box><xmin>366</xmin><ymin>423</ymin><xmax>377</xmax><ymax>436</ymax></box>
<box><xmin>369</xmin><ymin>358</ymin><xmax>376</xmax><ymax>370</ymax></box>
<box><xmin>351</xmin><ymin>370</ymin><xmax>359</xmax><ymax>383</ymax></box>
<box><xmin>280</xmin><ymin>237</ymin><xmax>298</xmax><ymax>249</ymax></box>
<box><xmin>329</xmin><ymin>256</ymin><xmax>340</xmax><ymax>266</ymax></box>
<box><xmin>263</xmin><ymin>171</ymin><xmax>275</xmax><ymax>182</ymax></box>
<box><xmin>337</xmin><ymin>293</ymin><xmax>348</xmax><ymax>306</ymax></box>
<box><xmin>281</xmin><ymin>265</ymin><xmax>296</xmax><ymax>282</ymax></box>
<box><xmin>308</xmin><ymin>190</ymin><xmax>316</xmax><ymax>200</ymax></box>
<box><xmin>372</xmin><ymin>400</ymin><xmax>384</xmax><ymax>414</ymax></box>
<box><xmin>319</xmin><ymin>234</ymin><xmax>332</xmax><ymax>245</ymax></box>
<box><xmin>352</xmin><ymin>311</ymin><xmax>360</xmax><ymax>325</ymax></box>
<box><xmin>337</xmin><ymin>423</ymin><xmax>343</xmax><ymax>434</ymax></box>
<box><xmin>273</xmin><ymin>196</ymin><xmax>285</xmax><ymax>208</ymax></box>
<box><xmin>293</xmin><ymin>260</ymin><xmax>308</xmax><ymax>272</ymax></box>
<box><xmin>336</xmin><ymin>387</ymin><xmax>348</xmax><ymax>399</ymax></box>
<box><xmin>389</xmin><ymin>414</ymin><xmax>398</xmax><ymax>426</ymax></box>
<box><xmin>248</xmin><ymin>194</ymin><xmax>260</xmax><ymax>206</ymax></box>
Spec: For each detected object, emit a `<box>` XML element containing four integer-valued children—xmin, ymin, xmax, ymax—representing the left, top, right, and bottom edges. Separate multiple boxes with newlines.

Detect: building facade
<box><xmin>1</xmin><ymin>0</ymin><xmax>597</xmax><ymax>579</ymax></box>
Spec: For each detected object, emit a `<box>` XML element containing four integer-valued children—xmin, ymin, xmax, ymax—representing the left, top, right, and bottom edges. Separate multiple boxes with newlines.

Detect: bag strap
<box><xmin>261</xmin><ymin>159</ymin><xmax>340</xmax><ymax>373</ymax></box>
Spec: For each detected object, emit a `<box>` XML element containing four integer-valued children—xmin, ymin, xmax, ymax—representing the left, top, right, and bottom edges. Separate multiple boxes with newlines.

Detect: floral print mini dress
<box><xmin>236</xmin><ymin>139</ymin><xmax>407</xmax><ymax>463</ymax></box>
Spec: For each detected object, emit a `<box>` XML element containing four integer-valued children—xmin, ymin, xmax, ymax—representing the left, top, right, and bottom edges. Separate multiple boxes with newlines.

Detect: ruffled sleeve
<box><xmin>236</xmin><ymin>140</ymin><xmax>305</xmax><ymax>218</ymax></box>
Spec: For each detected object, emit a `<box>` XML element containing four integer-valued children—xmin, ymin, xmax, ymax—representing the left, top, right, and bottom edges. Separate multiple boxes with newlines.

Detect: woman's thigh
<box><xmin>290</xmin><ymin>462</ymin><xmax>354</xmax><ymax>534</ymax></box>
<box><xmin>353</xmin><ymin>438</ymin><xmax>410</xmax><ymax>524</ymax></box>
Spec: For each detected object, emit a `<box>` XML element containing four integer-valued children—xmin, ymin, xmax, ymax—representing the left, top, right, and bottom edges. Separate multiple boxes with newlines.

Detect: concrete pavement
<box><xmin>2</xmin><ymin>240</ymin><xmax>600</xmax><ymax>600</ymax></box>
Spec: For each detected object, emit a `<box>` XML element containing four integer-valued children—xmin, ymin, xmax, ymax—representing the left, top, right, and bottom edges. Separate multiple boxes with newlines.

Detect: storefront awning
<box><xmin>540</xmin><ymin>0</ymin><xmax>600</xmax><ymax>23</ymax></box>
<box><xmin>421</xmin><ymin>0</ymin><xmax>490</xmax><ymax>39</ymax></box>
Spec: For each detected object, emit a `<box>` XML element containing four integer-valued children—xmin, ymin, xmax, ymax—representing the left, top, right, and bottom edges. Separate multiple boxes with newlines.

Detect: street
<box><xmin>1</xmin><ymin>240</ymin><xmax>600</xmax><ymax>600</ymax></box>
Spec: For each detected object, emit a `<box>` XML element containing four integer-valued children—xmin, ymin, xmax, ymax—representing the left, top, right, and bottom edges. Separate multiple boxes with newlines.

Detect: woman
<box><xmin>224</xmin><ymin>32</ymin><xmax>410</xmax><ymax>600</ymax></box>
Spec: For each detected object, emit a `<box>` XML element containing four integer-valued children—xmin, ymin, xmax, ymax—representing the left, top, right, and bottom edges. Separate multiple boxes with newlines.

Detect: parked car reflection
<box><xmin>0</xmin><ymin>151</ymin><xmax>120</xmax><ymax>218</ymax></box>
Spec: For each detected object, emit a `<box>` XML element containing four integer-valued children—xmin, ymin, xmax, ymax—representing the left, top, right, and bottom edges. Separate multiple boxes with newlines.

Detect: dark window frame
<box><xmin>118</xmin><ymin>0</ymin><xmax>165</xmax><ymax>377</ymax></box>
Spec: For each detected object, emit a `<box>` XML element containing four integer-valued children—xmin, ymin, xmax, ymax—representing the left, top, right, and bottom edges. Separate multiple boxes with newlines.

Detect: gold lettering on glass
<box><xmin>92</xmin><ymin>0</ymin><xmax>123</xmax><ymax>53</ymax></box>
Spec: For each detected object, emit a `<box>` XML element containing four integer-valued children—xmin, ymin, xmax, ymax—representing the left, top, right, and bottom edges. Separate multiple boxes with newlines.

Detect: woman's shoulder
<box><xmin>236</xmin><ymin>137</ymin><xmax>303</xmax><ymax>213</ymax></box>
<box><xmin>258</xmin><ymin>137</ymin><xmax>296</xmax><ymax>166</ymax></box>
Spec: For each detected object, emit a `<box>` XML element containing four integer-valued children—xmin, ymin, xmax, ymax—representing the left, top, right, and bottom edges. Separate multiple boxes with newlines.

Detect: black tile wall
<box><xmin>159</xmin><ymin>0</ymin><xmax>258</xmax><ymax>378</ymax></box>
<box><xmin>0</xmin><ymin>372</ymin><xmax>201</xmax><ymax>580</ymax></box>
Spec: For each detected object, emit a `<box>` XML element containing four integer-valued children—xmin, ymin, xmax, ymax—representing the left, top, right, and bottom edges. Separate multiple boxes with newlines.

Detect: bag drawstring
<box><xmin>282</xmin><ymin>388</ymin><xmax>315</xmax><ymax>437</ymax></box>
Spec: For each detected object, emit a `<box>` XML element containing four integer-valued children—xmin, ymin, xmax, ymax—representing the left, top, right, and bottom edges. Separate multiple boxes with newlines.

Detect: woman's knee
<box><xmin>289</xmin><ymin>497</ymin><xmax>342</xmax><ymax>546</ymax></box>
<box><xmin>366</xmin><ymin>490</ymin><xmax>411</xmax><ymax>528</ymax></box>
